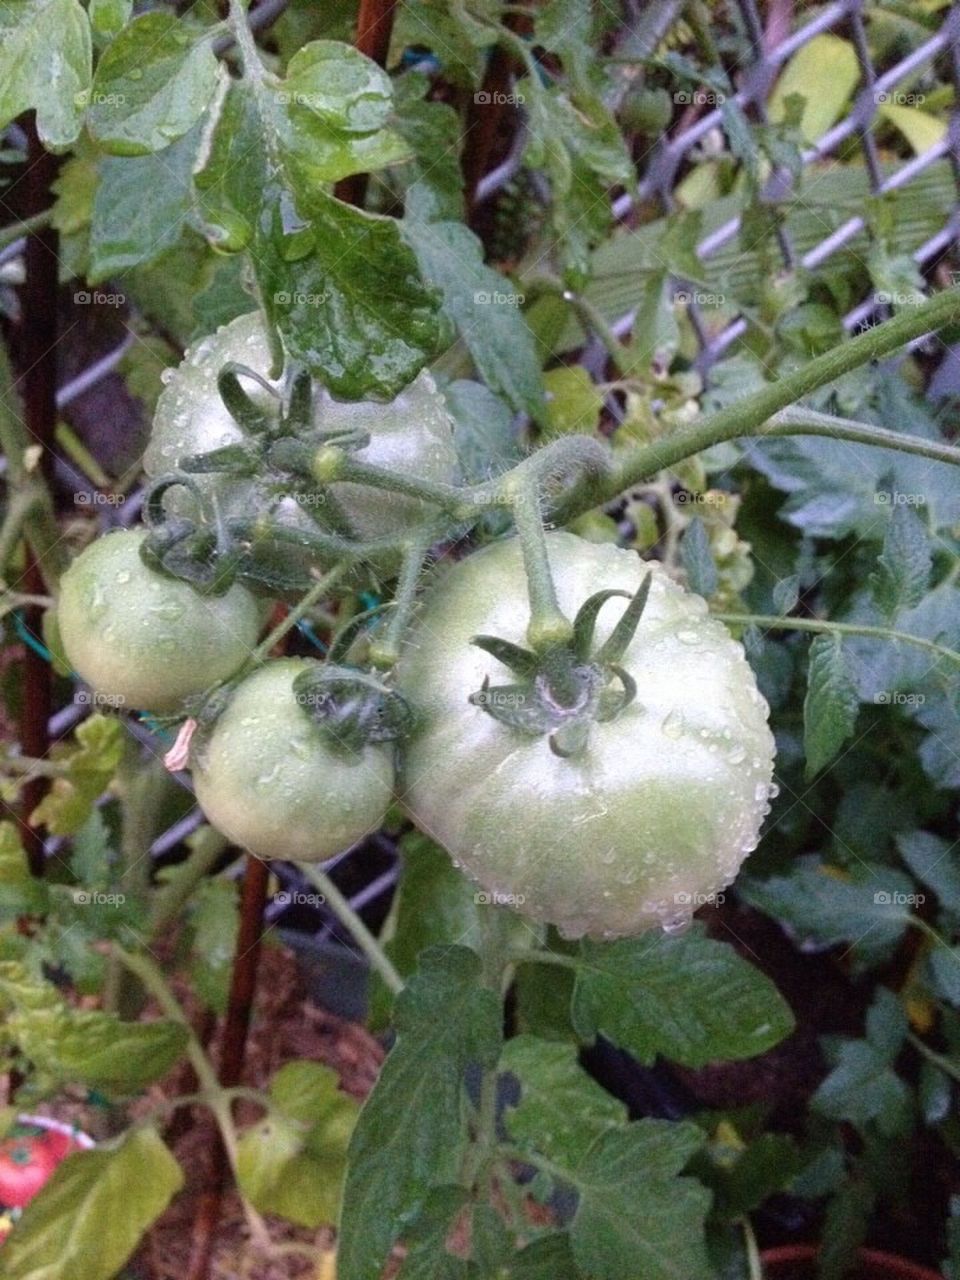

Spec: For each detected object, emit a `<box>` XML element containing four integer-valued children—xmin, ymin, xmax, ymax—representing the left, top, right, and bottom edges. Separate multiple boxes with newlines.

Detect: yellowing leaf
<box><xmin>543</xmin><ymin>367</ymin><xmax>603</xmax><ymax>436</ymax></box>
<box><xmin>879</xmin><ymin>103</ymin><xmax>946</xmax><ymax>155</ymax></box>
<box><xmin>30</xmin><ymin>715</ymin><xmax>122</xmax><ymax>836</ymax></box>
<box><xmin>769</xmin><ymin>35</ymin><xmax>858</xmax><ymax>144</ymax></box>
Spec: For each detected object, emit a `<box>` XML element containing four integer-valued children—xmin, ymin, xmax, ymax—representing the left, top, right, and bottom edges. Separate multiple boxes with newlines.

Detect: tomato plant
<box><xmin>1</xmin><ymin>3</ymin><xmax>959</xmax><ymax>1280</ymax></box>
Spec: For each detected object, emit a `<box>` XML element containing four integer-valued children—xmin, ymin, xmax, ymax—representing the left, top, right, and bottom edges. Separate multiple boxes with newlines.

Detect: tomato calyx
<box><xmin>468</xmin><ymin>572</ymin><xmax>651</xmax><ymax>758</ymax></box>
<box><xmin>292</xmin><ymin>663</ymin><xmax>414</xmax><ymax>752</ymax></box>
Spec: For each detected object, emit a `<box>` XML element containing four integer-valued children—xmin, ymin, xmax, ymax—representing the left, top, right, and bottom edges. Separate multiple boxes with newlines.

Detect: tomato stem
<box><xmin>507</xmin><ymin>473</ymin><xmax>575</xmax><ymax>650</ymax></box>
<box><xmin>715</xmin><ymin>613</ymin><xmax>960</xmax><ymax>671</ymax></box>
<box><xmin>369</xmin><ymin>529</ymin><xmax>436</xmax><ymax>668</ymax></box>
<box><xmin>297</xmin><ymin>862</ymin><xmax>404</xmax><ymax>995</ymax></box>
<box><xmin>590</xmin><ymin>285</ymin><xmax>960</xmax><ymax>508</ymax></box>
<box><xmin>246</xmin><ymin>562</ymin><xmax>351</xmax><ymax>667</ymax></box>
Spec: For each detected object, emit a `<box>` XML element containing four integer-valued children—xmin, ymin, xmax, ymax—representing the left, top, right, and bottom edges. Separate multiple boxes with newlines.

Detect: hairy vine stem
<box><xmin>715</xmin><ymin>613</ymin><xmax>960</xmax><ymax>670</ymax></box>
<box><xmin>298</xmin><ymin>861</ymin><xmax>404</xmax><ymax>994</ymax></box>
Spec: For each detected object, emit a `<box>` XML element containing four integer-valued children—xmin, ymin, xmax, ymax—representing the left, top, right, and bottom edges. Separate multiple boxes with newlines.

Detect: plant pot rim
<box><xmin>760</xmin><ymin>1244</ymin><xmax>942</xmax><ymax>1280</ymax></box>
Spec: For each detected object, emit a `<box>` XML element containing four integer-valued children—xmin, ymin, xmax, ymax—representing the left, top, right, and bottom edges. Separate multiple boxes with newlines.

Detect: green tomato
<box><xmin>396</xmin><ymin>532</ymin><xmax>776</xmax><ymax>940</ymax></box>
<box><xmin>146</xmin><ymin>311</ymin><xmax>460</xmax><ymax>543</ymax></box>
<box><xmin>57</xmin><ymin>529</ymin><xmax>261</xmax><ymax>713</ymax></box>
<box><xmin>191</xmin><ymin>658</ymin><xmax>395</xmax><ymax>862</ymax></box>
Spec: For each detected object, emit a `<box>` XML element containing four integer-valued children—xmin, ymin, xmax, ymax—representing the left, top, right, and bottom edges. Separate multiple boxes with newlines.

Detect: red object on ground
<box><xmin>761</xmin><ymin>1244</ymin><xmax>943</xmax><ymax>1280</ymax></box>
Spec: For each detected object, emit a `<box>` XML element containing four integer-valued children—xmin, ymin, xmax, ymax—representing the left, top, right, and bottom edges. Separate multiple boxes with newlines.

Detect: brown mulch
<box><xmin>136</xmin><ymin>942</ymin><xmax>384</xmax><ymax>1280</ymax></box>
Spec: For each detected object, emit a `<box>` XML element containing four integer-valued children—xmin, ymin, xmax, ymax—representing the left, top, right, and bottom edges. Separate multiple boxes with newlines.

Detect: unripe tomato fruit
<box><xmin>396</xmin><ymin>532</ymin><xmax>776</xmax><ymax>940</ymax></box>
<box><xmin>145</xmin><ymin>311</ymin><xmax>460</xmax><ymax>543</ymax></box>
<box><xmin>57</xmin><ymin>530</ymin><xmax>261</xmax><ymax>712</ymax></box>
<box><xmin>191</xmin><ymin>659</ymin><xmax>395</xmax><ymax>862</ymax></box>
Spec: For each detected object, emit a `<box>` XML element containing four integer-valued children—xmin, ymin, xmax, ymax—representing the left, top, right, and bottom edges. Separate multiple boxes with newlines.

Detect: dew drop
<box><xmin>661</xmin><ymin>708</ymin><xmax>685</xmax><ymax>738</ymax></box>
<box><xmin>677</xmin><ymin>629</ymin><xmax>700</xmax><ymax>645</ymax></box>
<box><xmin>661</xmin><ymin>913</ymin><xmax>693</xmax><ymax>937</ymax></box>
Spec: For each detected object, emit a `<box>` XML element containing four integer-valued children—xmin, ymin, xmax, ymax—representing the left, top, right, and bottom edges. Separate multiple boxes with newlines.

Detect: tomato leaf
<box><xmin>0</xmin><ymin>824</ymin><xmax>47</xmax><ymax>919</ymax></box>
<box><xmin>681</xmin><ymin>518</ymin><xmax>719</xmax><ymax>599</ymax></box>
<box><xmin>0</xmin><ymin>962</ymin><xmax>187</xmax><ymax>1091</ymax></box>
<box><xmin>0</xmin><ymin>0</ymin><xmax>91</xmax><ymax>149</ymax></box>
<box><xmin>89</xmin><ymin>0</ymin><xmax>131</xmax><ymax>39</ymax></box>
<box><xmin>89</xmin><ymin>123</ymin><xmax>203</xmax><ymax>281</ymax></box>
<box><xmin>869</xmin><ymin>503</ymin><xmax>931</xmax><ymax>617</ymax></box>
<box><xmin>88</xmin><ymin>13</ymin><xmax>223</xmax><ymax>155</ymax></box>
<box><xmin>197</xmin><ymin>82</ymin><xmax>444</xmax><ymax>399</ymax></box>
<box><xmin>338</xmin><ymin>948</ymin><xmax>502</xmax><ymax>1280</ymax></box>
<box><xmin>571</xmin><ymin>929</ymin><xmax>794</xmax><ymax>1067</ymax></box>
<box><xmin>803</xmin><ymin>632</ymin><xmax>859</xmax><ymax>778</ymax></box>
<box><xmin>185</xmin><ymin>877</ymin><xmax>238</xmax><ymax>1015</ymax></box>
<box><xmin>739</xmin><ymin>855</ymin><xmax>917</xmax><ymax>971</ymax></box>
<box><xmin>2</xmin><ymin>1127</ymin><xmax>182</xmax><ymax>1280</ymax></box>
<box><xmin>500</xmin><ymin>1035</ymin><xmax>627</xmax><ymax>1163</ymax></box>
<box><xmin>558</xmin><ymin>1122</ymin><xmax>713</xmax><ymax>1280</ymax></box>
<box><xmin>402</xmin><ymin>219</ymin><xmax>545</xmax><ymax>421</ymax></box>
<box><xmin>236</xmin><ymin>1061</ymin><xmax>358</xmax><ymax>1228</ymax></box>
<box><xmin>29</xmin><ymin>715</ymin><xmax>123</xmax><ymax>837</ymax></box>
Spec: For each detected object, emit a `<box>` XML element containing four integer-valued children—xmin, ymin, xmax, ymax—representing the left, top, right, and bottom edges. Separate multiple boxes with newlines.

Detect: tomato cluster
<box><xmin>57</xmin><ymin>319</ymin><xmax>776</xmax><ymax>939</ymax></box>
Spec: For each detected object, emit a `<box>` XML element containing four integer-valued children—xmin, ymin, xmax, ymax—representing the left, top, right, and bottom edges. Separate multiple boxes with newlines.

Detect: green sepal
<box><xmin>470</xmin><ymin>634</ymin><xmax>539</xmax><ymax>679</ymax></box>
<box><xmin>595</xmin><ymin>572</ymin><xmax>651</xmax><ymax>665</ymax></box>
<box><xmin>179</xmin><ymin>443</ymin><xmax>260</xmax><ymax>476</ymax></box>
<box><xmin>292</xmin><ymin>663</ymin><xmax>414</xmax><ymax>751</ymax></box>
<box><xmin>217</xmin><ymin>361</ymin><xmax>279</xmax><ymax>434</ymax></box>
<box><xmin>572</xmin><ymin>588</ymin><xmax>631</xmax><ymax>660</ymax></box>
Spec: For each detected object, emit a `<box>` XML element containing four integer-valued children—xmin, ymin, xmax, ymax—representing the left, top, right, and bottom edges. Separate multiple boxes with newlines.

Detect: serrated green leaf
<box><xmin>772</xmin><ymin>574</ymin><xmax>800</xmax><ymax>615</ymax></box>
<box><xmin>29</xmin><ymin>715</ymin><xmax>123</xmax><ymax>837</ymax></box>
<box><xmin>402</xmin><ymin>219</ymin><xmax>544</xmax><ymax>420</ymax></box>
<box><xmin>0</xmin><ymin>823</ymin><xmax>46</xmax><ymax>918</ymax></box>
<box><xmin>812</xmin><ymin>1037</ymin><xmax>912</xmax><ymax>1136</ymax></box>
<box><xmin>803</xmin><ymin>633</ymin><xmax>859</xmax><ymax>778</ymax></box>
<box><xmin>236</xmin><ymin>1061</ymin><xmax>358</xmax><ymax>1228</ymax></box>
<box><xmin>571</xmin><ymin>929</ymin><xmax>794</xmax><ymax>1068</ymax></box>
<box><xmin>89</xmin><ymin>0</ymin><xmax>131</xmax><ymax>39</ymax></box>
<box><xmin>3</xmin><ymin>1126</ymin><xmax>182</xmax><ymax>1280</ymax></box>
<box><xmin>870</xmin><ymin>503</ymin><xmax>931</xmax><ymax>616</ymax></box>
<box><xmin>88</xmin><ymin>13</ymin><xmax>222</xmax><ymax>155</ymax></box>
<box><xmin>186</xmin><ymin>878</ymin><xmax>238</xmax><ymax>1015</ymax></box>
<box><xmin>0</xmin><ymin>0</ymin><xmax>91</xmax><ymax>149</ymax></box>
<box><xmin>542</xmin><ymin>367</ymin><xmax>602</xmax><ymax>437</ymax></box>
<box><xmin>395</xmin><ymin>1185</ymin><xmax>472</xmax><ymax>1280</ymax></box>
<box><xmin>739</xmin><ymin>857</ymin><xmax>917</xmax><ymax>971</ymax></box>
<box><xmin>563</xmin><ymin>1122</ymin><xmax>713</xmax><ymax>1280</ymax></box>
<box><xmin>501</xmin><ymin>1035</ymin><xmax>626</xmax><ymax>1163</ymax></box>
<box><xmin>89</xmin><ymin>123</ymin><xmax>202</xmax><ymax>280</ymax></box>
<box><xmin>703</xmin><ymin>1132</ymin><xmax>802</xmax><ymax>1220</ymax></box>
<box><xmin>445</xmin><ymin>380</ymin><xmax>522</xmax><ymax>485</ymax></box>
<box><xmin>338</xmin><ymin>948</ymin><xmax>502</xmax><ymax>1280</ymax></box>
<box><xmin>896</xmin><ymin>830</ymin><xmax>960</xmax><ymax>913</ymax></box>
<box><xmin>69</xmin><ymin>809</ymin><xmax>113</xmax><ymax>889</ymax></box>
<box><xmin>0</xmin><ymin>962</ymin><xmax>187</xmax><ymax>1091</ymax></box>
<box><xmin>392</xmin><ymin>74</ymin><xmax>464</xmax><ymax>223</ymax></box>
<box><xmin>681</xmin><ymin>518</ymin><xmax>719</xmax><ymax>598</ymax></box>
<box><xmin>197</xmin><ymin>81</ymin><xmax>443</xmax><ymax>399</ymax></box>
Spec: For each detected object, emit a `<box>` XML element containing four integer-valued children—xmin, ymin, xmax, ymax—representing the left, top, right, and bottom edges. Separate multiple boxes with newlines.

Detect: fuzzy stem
<box><xmin>508</xmin><ymin>472</ymin><xmax>574</xmax><ymax>650</ymax></box>
<box><xmin>246</xmin><ymin>562</ymin><xmax>349</xmax><ymax>666</ymax></box>
<box><xmin>297</xmin><ymin>861</ymin><xmax>403</xmax><ymax>995</ymax></box>
<box><xmin>596</xmin><ymin>286</ymin><xmax>960</xmax><ymax>504</ymax></box>
<box><xmin>368</xmin><ymin>529</ymin><xmax>435</xmax><ymax>668</ymax></box>
<box><xmin>715</xmin><ymin>613</ymin><xmax>960</xmax><ymax>671</ymax></box>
